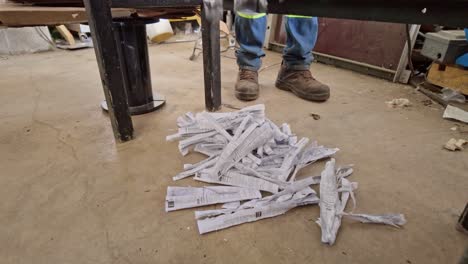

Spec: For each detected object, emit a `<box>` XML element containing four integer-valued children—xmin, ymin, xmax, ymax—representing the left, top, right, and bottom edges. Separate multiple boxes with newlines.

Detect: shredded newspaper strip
<box><xmin>166</xmin><ymin>104</ymin><xmax>406</xmax><ymax>244</ymax></box>
<box><xmin>165</xmin><ymin>186</ymin><xmax>261</xmax><ymax>212</ymax></box>
<box><xmin>342</xmin><ymin>213</ymin><xmax>407</xmax><ymax>227</ymax></box>
<box><xmin>196</xmin><ymin>177</ymin><xmax>320</xmax><ymax>234</ymax></box>
<box><xmin>317</xmin><ymin>159</ymin><xmax>358</xmax><ymax>245</ymax></box>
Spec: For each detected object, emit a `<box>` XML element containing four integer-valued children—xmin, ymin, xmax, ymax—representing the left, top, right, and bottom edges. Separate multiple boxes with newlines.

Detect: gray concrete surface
<box><xmin>0</xmin><ymin>42</ymin><xmax>467</xmax><ymax>264</ymax></box>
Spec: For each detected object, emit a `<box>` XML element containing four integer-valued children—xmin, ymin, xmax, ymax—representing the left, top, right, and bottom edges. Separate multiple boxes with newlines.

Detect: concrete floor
<box><xmin>0</xmin><ymin>43</ymin><xmax>467</xmax><ymax>264</ymax></box>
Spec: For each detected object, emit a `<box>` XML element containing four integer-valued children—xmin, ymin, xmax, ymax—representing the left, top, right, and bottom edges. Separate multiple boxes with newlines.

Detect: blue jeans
<box><xmin>235</xmin><ymin>13</ymin><xmax>318</xmax><ymax>71</ymax></box>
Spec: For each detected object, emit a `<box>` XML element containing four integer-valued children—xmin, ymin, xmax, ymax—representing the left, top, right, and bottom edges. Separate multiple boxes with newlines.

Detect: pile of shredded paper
<box><xmin>166</xmin><ymin>104</ymin><xmax>406</xmax><ymax>245</ymax></box>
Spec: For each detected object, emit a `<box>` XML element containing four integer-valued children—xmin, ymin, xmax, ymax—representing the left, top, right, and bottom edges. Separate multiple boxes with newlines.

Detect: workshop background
<box><xmin>0</xmin><ymin>0</ymin><xmax>467</xmax><ymax>263</ymax></box>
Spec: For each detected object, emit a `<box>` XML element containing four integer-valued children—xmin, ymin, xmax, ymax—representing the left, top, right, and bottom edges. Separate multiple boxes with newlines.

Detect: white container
<box><xmin>146</xmin><ymin>19</ymin><xmax>174</xmax><ymax>43</ymax></box>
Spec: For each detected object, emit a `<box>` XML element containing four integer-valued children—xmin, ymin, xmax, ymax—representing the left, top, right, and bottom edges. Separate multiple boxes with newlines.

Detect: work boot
<box><xmin>275</xmin><ymin>65</ymin><xmax>330</xmax><ymax>102</ymax></box>
<box><xmin>235</xmin><ymin>69</ymin><xmax>259</xmax><ymax>101</ymax></box>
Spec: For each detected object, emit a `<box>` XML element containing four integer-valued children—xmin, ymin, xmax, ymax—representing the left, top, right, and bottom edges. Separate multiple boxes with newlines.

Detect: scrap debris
<box><xmin>386</xmin><ymin>98</ymin><xmax>411</xmax><ymax>108</ymax></box>
<box><xmin>166</xmin><ymin>104</ymin><xmax>406</xmax><ymax>244</ymax></box>
<box><xmin>444</xmin><ymin>138</ymin><xmax>468</xmax><ymax>151</ymax></box>
<box><xmin>443</xmin><ymin>105</ymin><xmax>468</xmax><ymax>124</ymax></box>
<box><xmin>441</xmin><ymin>88</ymin><xmax>466</xmax><ymax>104</ymax></box>
<box><xmin>310</xmin><ymin>113</ymin><xmax>321</xmax><ymax>120</ymax></box>
<box><xmin>421</xmin><ymin>99</ymin><xmax>433</xmax><ymax>106</ymax></box>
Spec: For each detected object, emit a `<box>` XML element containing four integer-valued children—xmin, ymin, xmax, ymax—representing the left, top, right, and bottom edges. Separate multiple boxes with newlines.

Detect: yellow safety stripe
<box><xmin>286</xmin><ymin>15</ymin><xmax>313</xmax><ymax>18</ymax></box>
<box><xmin>237</xmin><ymin>12</ymin><xmax>266</xmax><ymax>19</ymax></box>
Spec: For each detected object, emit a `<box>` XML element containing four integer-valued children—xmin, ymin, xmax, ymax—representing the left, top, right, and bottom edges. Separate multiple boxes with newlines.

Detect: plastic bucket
<box><xmin>146</xmin><ymin>19</ymin><xmax>174</xmax><ymax>43</ymax></box>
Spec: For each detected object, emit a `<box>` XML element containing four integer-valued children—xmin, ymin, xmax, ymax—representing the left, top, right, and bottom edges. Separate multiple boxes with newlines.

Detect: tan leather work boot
<box><xmin>275</xmin><ymin>65</ymin><xmax>330</xmax><ymax>102</ymax></box>
<box><xmin>235</xmin><ymin>69</ymin><xmax>259</xmax><ymax>101</ymax></box>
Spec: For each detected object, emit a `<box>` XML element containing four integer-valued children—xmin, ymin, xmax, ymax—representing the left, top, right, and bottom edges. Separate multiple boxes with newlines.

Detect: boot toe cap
<box><xmin>235</xmin><ymin>81</ymin><xmax>259</xmax><ymax>101</ymax></box>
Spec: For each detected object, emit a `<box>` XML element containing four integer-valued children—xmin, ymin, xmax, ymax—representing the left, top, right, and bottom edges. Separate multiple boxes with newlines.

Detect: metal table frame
<box><xmin>83</xmin><ymin>0</ymin><xmax>222</xmax><ymax>142</ymax></box>
<box><xmin>83</xmin><ymin>0</ymin><xmax>468</xmax><ymax>142</ymax></box>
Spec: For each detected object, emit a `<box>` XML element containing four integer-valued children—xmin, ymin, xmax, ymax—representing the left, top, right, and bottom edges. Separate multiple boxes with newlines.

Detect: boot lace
<box><xmin>293</xmin><ymin>70</ymin><xmax>315</xmax><ymax>80</ymax></box>
<box><xmin>239</xmin><ymin>70</ymin><xmax>257</xmax><ymax>82</ymax></box>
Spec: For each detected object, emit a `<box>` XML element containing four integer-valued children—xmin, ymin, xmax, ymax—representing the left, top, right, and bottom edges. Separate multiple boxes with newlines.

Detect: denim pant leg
<box><xmin>235</xmin><ymin>12</ymin><xmax>267</xmax><ymax>71</ymax></box>
<box><xmin>283</xmin><ymin>16</ymin><xmax>318</xmax><ymax>70</ymax></box>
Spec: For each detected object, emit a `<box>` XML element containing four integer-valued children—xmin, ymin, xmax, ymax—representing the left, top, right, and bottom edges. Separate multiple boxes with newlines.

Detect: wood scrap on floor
<box><xmin>444</xmin><ymin>138</ymin><xmax>468</xmax><ymax>151</ymax></box>
<box><xmin>56</xmin><ymin>24</ymin><xmax>75</xmax><ymax>45</ymax></box>
<box><xmin>165</xmin><ymin>104</ymin><xmax>406</xmax><ymax>244</ymax></box>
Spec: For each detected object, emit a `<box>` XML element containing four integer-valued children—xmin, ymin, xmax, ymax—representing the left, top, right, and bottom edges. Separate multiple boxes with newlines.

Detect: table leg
<box><xmin>458</xmin><ymin>203</ymin><xmax>468</xmax><ymax>234</ymax></box>
<box><xmin>83</xmin><ymin>0</ymin><xmax>134</xmax><ymax>142</ymax></box>
<box><xmin>201</xmin><ymin>0</ymin><xmax>223</xmax><ymax>112</ymax></box>
<box><xmin>112</xmin><ymin>19</ymin><xmax>166</xmax><ymax>115</ymax></box>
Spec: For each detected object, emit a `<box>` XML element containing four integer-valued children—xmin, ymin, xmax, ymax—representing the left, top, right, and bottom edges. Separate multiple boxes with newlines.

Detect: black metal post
<box><xmin>201</xmin><ymin>0</ymin><xmax>222</xmax><ymax>111</ymax></box>
<box><xmin>83</xmin><ymin>0</ymin><xmax>134</xmax><ymax>142</ymax></box>
<box><xmin>111</xmin><ymin>19</ymin><xmax>165</xmax><ymax>115</ymax></box>
<box><xmin>458</xmin><ymin>203</ymin><xmax>468</xmax><ymax>234</ymax></box>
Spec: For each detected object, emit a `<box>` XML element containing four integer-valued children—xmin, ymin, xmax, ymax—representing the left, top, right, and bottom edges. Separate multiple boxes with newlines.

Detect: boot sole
<box><xmin>235</xmin><ymin>91</ymin><xmax>259</xmax><ymax>101</ymax></box>
<box><xmin>275</xmin><ymin>80</ymin><xmax>330</xmax><ymax>102</ymax></box>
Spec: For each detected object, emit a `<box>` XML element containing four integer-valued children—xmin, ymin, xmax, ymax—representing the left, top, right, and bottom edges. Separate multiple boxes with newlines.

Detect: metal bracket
<box><xmin>393</xmin><ymin>24</ymin><xmax>421</xmax><ymax>83</ymax></box>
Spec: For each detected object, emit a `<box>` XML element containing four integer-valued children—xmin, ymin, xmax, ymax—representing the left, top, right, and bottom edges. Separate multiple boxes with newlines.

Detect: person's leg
<box><xmin>234</xmin><ymin>12</ymin><xmax>266</xmax><ymax>101</ymax></box>
<box><xmin>283</xmin><ymin>16</ymin><xmax>318</xmax><ymax>70</ymax></box>
<box><xmin>235</xmin><ymin>12</ymin><xmax>267</xmax><ymax>71</ymax></box>
<box><xmin>276</xmin><ymin>16</ymin><xmax>330</xmax><ymax>101</ymax></box>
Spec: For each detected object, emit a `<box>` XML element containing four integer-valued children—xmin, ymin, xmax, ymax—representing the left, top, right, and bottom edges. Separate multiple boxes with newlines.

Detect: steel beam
<box><xmin>264</xmin><ymin>0</ymin><xmax>468</xmax><ymax>27</ymax></box>
<box><xmin>111</xmin><ymin>0</ymin><xmax>201</xmax><ymax>8</ymax></box>
<box><xmin>112</xmin><ymin>0</ymin><xmax>468</xmax><ymax>27</ymax></box>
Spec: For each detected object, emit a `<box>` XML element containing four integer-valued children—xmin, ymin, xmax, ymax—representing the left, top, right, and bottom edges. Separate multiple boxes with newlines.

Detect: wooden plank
<box><xmin>56</xmin><ymin>24</ymin><xmax>75</xmax><ymax>45</ymax></box>
<box><xmin>0</xmin><ymin>4</ymin><xmax>134</xmax><ymax>26</ymax></box>
<box><xmin>427</xmin><ymin>62</ymin><xmax>468</xmax><ymax>95</ymax></box>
